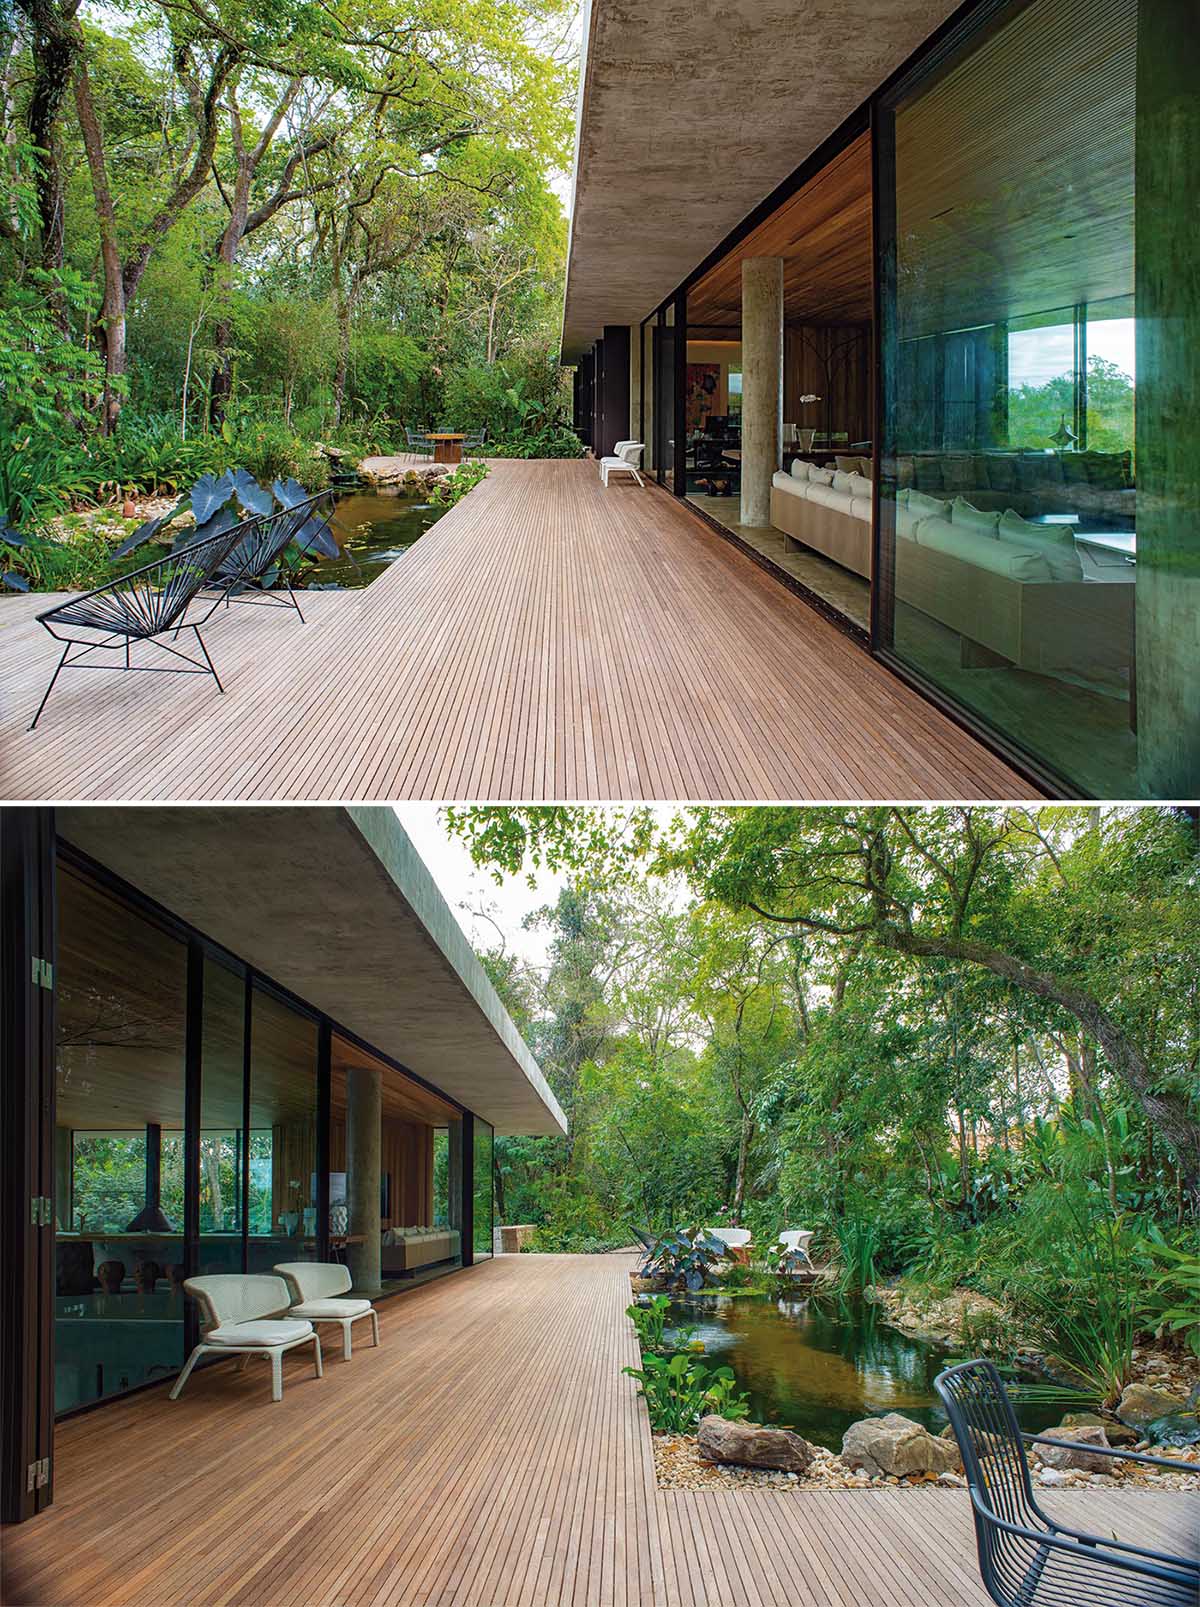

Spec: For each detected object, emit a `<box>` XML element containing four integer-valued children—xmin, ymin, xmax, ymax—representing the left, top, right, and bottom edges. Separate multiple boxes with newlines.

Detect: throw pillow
<box><xmin>831</xmin><ymin>470</ymin><xmax>854</xmax><ymax>494</ymax></box>
<box><xmin>997</xmin><ymin>510</ymin><xmax>1083</xmax><ymax>581</ymax></box>
<box><xmin>847</xmin><ymin>472</ymin><xmax>873</xmax><ymax>500</ymax></box>
<box><xmin>807</xmin><ymin>466</ymin><xmax>835</xmax><ymax>486</ymax></box>
<box><xmin>951</xmin><ymin>495</ymin><xmax>1001</xmax><ymax>534</ymax></box>
<box><xmin>907</xmin><ymin>488</ymin><xmax>951</xmax><ymax>522</ymax></box>
<box><xmin>790</xmin><ymin>457</ymin><xmax>812</xmax><ymax>479</ymax></box>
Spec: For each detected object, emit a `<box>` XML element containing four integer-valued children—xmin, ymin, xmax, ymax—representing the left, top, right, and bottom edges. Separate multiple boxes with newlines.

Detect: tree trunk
<box><xmin>17</xmin><ymin>0</ymin><xmax>80</xmax><ymax>278</ymax></box>
<box><xmin>73</xmin><ymin>54</ymin><xmax>125</xmax><ymax>431</ymax></box>
<box><xmin>732</xmin><ymin>1113</ymin><xmax>753</xmax><ymax>1219</ymax></box>
<box><xmin>885</xmin><ymin>927</ymin><xmax>1200</xmax><ymax>1205</ymax></box>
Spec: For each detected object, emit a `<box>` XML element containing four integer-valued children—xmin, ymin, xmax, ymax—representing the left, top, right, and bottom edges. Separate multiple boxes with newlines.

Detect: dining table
<box><xmin>426</xmin><ymin>432</ymin><xmax>467</xmax><ymax>465</ymax></box>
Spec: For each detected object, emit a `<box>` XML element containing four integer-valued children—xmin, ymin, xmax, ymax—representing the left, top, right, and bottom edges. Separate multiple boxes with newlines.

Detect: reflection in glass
<box><xmin>54</xmin><ymin>867</ymin><xmax>186</xmax><ymax>1412</ymax></box>
<box><xmin>198</xmin><ymin>955</ymin><xmax>245</xmax><ymax>1273</ymax></box>
<box><xmin>246</xmin><ymin>985</ymin><xmax>319</xmax><ymax>1273</ymax></box>
<box><xmin>473</xmin><ymin>1120</ymin><xmax>494</xmax><ymax>1259</ymax></box>
<box><xmin>880</xmin><ymin>0</ymin><xmax>1143</xmax><ymax>795</ymax></box>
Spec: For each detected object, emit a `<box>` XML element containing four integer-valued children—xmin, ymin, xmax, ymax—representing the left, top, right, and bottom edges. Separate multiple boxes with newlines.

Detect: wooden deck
<box><xmin>0</xmin><ymin>460</ymin><xmax>1032</xmax><ymax>800</ymax></box>
<box><xmin>3</xmin><ymin>1255</ymin><xmax>1194</xmax><ymax>1607</ymax></box>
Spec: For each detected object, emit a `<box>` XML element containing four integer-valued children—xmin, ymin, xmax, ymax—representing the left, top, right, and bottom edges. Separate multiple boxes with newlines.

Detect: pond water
<box><xmin>661</xmin><ymin>1293</ymin><xmax>1063</xmax><ymax>1451</ymax></box>
<box><xmin>308</xmin><ymin>488</ymin><xmax>446</xmax><ymax>588</ymax></box>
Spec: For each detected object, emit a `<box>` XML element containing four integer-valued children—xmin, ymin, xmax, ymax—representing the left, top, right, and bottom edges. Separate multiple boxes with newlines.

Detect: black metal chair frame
<box><xmin>30</xmin><ymin>506</ymin><xmax>284</xmax><ymax>730</ymax></box>
<box><xmin>935</xmin><ymin>1358</ymin><xmax>1198</xmax><ymax>1607</ymax></box>
<box><xmin>201</xmin><ymin>492</ymin><xmax>334</xmax><ymax>624</ymax></box>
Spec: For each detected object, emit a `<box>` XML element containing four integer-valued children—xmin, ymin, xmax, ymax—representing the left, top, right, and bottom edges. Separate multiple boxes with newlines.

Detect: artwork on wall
<box><xmin>685</xmin><ymin>364</ymin><xmax>720</xmax><ymax>430</ymax></box>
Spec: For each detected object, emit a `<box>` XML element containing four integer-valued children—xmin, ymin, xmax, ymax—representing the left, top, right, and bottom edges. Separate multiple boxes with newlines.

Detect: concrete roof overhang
<box><xmin>57</xmin><ymin>806</ymin><xmax>566</xmax><ymax>1138</ymax></box>
<box><xmin>560</xmin><ymin>0</ymin><xmax>963</xmax><ymax>361</ymax></box>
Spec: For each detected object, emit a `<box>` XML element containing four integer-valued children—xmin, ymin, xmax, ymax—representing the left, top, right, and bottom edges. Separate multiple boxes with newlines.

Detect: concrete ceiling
<box><xmin>57</xmin><ymin>807</ymin><xmax>566</xmax><ymax>1138</ymax></box>
<box><xmin>560</xmin><ymin>0</ymin><xmax>963</xmax><ymax>361</ymax></box>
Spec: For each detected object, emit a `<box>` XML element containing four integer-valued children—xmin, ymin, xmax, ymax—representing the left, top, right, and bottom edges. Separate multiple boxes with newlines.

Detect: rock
<box><xmin>1059</xmin><ymin>1411</ymin><xmax>1139</xmax><ymax>1447</ymax></box>
<box><xmin>1145</xmin><ymin>1413</ymin><xmax>1200</xmax><ymax>1448</ymax></box>
<box><xmin>1037</xmin><ymin>1424</ymin><xmax>1114</xmax><ymax>1473</ymax></box>
<box><xmin>936</xmin><ymin>1471</ymin><xmax>966</xmax><ymax>1487</ymax></box>
<box><xmin>1117</xmin><ymin>1383</ymin><xmax>1189</xmax><ymax>1429</ymax></box>
<box><xmin>841</xmin><ymin>1414</ymin><xmax>962</xmax><ymax>1479</ymax></box>
<box><xmin>696</xmin><ymin>1416</ymin><xmax>816</xmax><ymax>1474</ymax></box>
<box><xmin>1037</xmin><ymin>1468</ymin><xmax>1076</xmax><ymax>1488</ymax></box>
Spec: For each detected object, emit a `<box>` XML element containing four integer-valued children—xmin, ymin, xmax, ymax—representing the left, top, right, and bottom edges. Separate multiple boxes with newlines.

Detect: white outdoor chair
<box><xmin>779</xmin><ymin>1228</ymin><xmax>815</xmax><ymax>1267</ymax></box>
<box><xmin>274</xmin><ymin>1261</ymin><xmax>380</xmax><ymax>1360</ymax></box>
<box><xmin>600</xmin><ymin>442</ymin><xmax>644</xmax><ymax>487</ymax></box>
<box><xmin>171</xmin><ymin>1274</ymin><xmax>323</xmax><ymax>1403</ymax></box>
<box><xmin>708</xmin><ymin>1226</ymin><xmax>753</xmax><ymax>1258</ymax></box>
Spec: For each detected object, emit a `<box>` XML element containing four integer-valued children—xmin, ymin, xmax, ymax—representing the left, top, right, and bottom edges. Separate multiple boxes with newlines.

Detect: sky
<box><xmin>394</xmin><ymin>806</ymin><xmax>565</xmax><ymax>971</ymax></box>
<box><xmin>1008</xmin><ymin>318</ymin><xmax>1136</xmax><ymax>389</ymax></box>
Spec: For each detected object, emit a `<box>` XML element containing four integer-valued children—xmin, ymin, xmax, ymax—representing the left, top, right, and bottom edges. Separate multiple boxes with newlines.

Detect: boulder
<box><xmin>1117</xmin><ymin>1383</ymin><xmax>1189</xmax><ymax>1429</ymax></box>
<box><xmin>1036</xmin><ymin>1424</ymin><xmax>1114</xmax><ymax>1473</ymax></box>
<box><xmin>1145</xmin><ymin>1413</ymin><xmax>1200</xmax><ymax>1448</ymax></box>
<box><xmin>841</xmin><ymin>1414</ymin><xmax>962</xmax><ymax>1479</ymax></box>
<box><xmin>1037</xmin><ymin>1468</ymin><xmax>1076</xmax><ymax>1488</ymax></box>
<box><xmin>696</xmin><ymin>1416</ymin><xmax>815</xmax><ymax>1474</ymax></box>
<box><xmin>1059</xmin><ymin>1410</ymin><xmax>1138</xmax><ymax>1448</ymax></box>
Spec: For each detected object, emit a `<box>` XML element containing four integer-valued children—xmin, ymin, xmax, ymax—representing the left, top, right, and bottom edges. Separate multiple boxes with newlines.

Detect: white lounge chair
<box><xmin>275</xmin><ymin>1261</ymin><xmax>380</xmax><ymax>1360</ymax></box>
<box><xmin>778</xmin><ymin>1229</ymin><xmax>815</xmax><ymax>1267</ymax></box>
<box><xmin>707</xmin><ymin>1226</ymin><xmax>753</xmax><ymax>1263</ymax></box>
<box><xmin>600</xmin><ymin>442</ymin><xmax>644</xmax><ymax>487</ymax></box>
<box><xmin>171</xmin><ymin>1274</ymin><xmax>323</xmax><ymax>1403</ymax></box>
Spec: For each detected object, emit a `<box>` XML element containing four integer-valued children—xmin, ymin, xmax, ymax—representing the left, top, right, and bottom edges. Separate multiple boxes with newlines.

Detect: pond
<box><xmin>308</xmin><ymin>488</ymin><xmax>447</xmax><ymax>588</ymax></box>
<box><xmin>661</xmin><ymin>1292</ymin><xmax>1064</xmax><ymax>1451</ymax></box>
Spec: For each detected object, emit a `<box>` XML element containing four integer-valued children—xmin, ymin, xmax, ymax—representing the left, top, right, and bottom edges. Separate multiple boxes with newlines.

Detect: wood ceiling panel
<box><xmin>893</xmin><ymin>0</ymin><xmax>1134</xmax><ymax>335</ymax></box>
<box><xmin>687</xmin><ymin>133</ymin><xmax>873</xmax><ymax>329</ymax></box>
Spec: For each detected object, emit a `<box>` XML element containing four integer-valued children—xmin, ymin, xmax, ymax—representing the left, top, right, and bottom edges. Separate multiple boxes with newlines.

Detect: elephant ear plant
<box><xmin>638</xmin><ymin>1227</ymin><xmax>726</xmax><ymax>1292</ymax></box>
<box><xmin>622</xmin><ymin>1353</ymin><xmax>751</xmax><ymax>1435</ymax></box>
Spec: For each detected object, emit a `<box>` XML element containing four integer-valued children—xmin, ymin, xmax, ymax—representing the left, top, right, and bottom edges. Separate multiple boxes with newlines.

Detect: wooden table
<box><xmin>426</xmin><ymin>433</ymin><xmax>466</xmax><ymax>465</ymax></box>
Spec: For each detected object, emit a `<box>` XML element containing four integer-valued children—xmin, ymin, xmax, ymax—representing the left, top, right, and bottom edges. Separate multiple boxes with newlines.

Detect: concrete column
<box><xmin>1134</xmin><ymin>0</ymin><xmax>1200</xmax><ymax>795</ymax></box>
<box><xmin>346</xmin><ymin>1065</ymin><xmax>382</xmax><ymax>1295</ymax></box>
<box><xmin>740</xmin><ymin>257</ymin><xmax>784</xmax><ymax>528</ymax></box>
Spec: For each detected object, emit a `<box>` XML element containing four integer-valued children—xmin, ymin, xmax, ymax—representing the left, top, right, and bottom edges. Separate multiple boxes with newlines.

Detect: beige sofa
<box><xmin>380</xmin><ymin>1226</ymin><xmax>461</xmax><ymax>1276</ymax></box>
<box><xmin>768</xmin><ymin>460</ymin><xmax>1133</xmax><ymax>676</ymax></box>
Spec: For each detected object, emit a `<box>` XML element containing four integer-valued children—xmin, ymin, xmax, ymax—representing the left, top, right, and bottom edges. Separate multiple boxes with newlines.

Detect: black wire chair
<box><xmin>30</xmin><ymin>517</ymin><xmax>251</xmax><ymax>730</ymax></box>
<box><xmin>202</xmin><ymin>491</ymin><xmax>335</xmax><ymax>622</ymax></box>
<box><xmin>935</xmin><ymin>1359</ymin><xmax>1199</xmax><ymax>1607</ymax></box>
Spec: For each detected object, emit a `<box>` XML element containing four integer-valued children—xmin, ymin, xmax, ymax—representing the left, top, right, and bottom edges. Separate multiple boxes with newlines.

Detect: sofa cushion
<box><xmin>939</xmin><ymin>454</ymin><xmax>980</xmax><ymax>494</ymax></box>
<box><xmin>916</xmin><ymin>518</ymin><xmax>1053</xmax><ymax>580</ymax></box>
<box><xmin>772</xmin><ymin>470</ymin><xmax>805</xmax><ymax>496</ymax></box>
<box><xmin>806</xmin><ymin>484</ymin><xmax>853</xmax><ymax>513</ymax></box>
<box><xmin>850</xmin><ymin>496</ymin><xmax>872</xmax><ymax>524</ymax></box>
<box><xmin>911</xmin><ymin>457</ymin><xmax>946</xmax><ymax>492</ymax></box>
<box><xmin>831</xmin><ymin>470</ymin><xmax>854</xmax><ymax>494</ymax></box>
<box><xmin>951</xmin><ymin>496</ymin><xmax>1001</xmax><ymax>534</ymax></box>
<box><xmin>984</xmin><ymin>454</ymin><xmax>1020</xmax><ymax>493</ymax></box>
<box><xmin>790</xmin><ymin>457</ymin><xmax>811</xmax><ymax>479</ymax></box>
<box><xmin>998</xmin><ymin>510</ymin><xmax>1084</xmax><ymax>580</ymax></box>
<box><xmin>807</xmin><ymin>466</ymin><xmax>835</xmax><ymax>486</ymax></box>
<box><xmin>907</xmin><ymin>489</ymin><xmax>952</xmax><ymax>523</ymax></box>
<box><xmin>207</xmin><ymin>1319</ymin><xmax>313</xmax><ymax>1346</ymax></box>
<box><xmin>847</xmin><ymin>472</ymin><xmax>873</xmax><ymax>500</ymax></box>
<box><xmin>835</xmin><ymin>454</ymin><xmax>869</xmax><ymax>477</ymax></box>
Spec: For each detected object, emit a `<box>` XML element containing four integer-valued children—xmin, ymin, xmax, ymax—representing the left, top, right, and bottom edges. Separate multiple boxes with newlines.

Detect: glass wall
<box><xmin>246</xmin><ymin>985</ymin><xmax>320</xmax><ymax>1273</ymax></box>
<box><xmin>54</xmin><ymin>868</ymin><xmax>187</xmax><ymax>1412</ymax></box>
<box><xmin>473</xmin><ymin>1120</ymin><xmax>494</xmax><ymax>1259</ymax></box>
<box><xmin>653</xmin><ymin>304</ymin><xmax>676</xmax><ymax>488</ymax></box>
<box><xmin>876</xmin><ymin>0</ymin><xmax>1170</xmax><ymax>795</ymax></box>
<box><xmin>198</xmin><ymin>956</ymin><xmax>245</xmax><ymax>1274</ymax></box>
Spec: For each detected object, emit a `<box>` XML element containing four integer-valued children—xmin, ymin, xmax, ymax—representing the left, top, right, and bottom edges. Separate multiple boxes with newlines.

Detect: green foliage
<box><xmin>622</xmin><ymin>1352</ymin><xmax>750</xmax><ymax>1434</ymax></box>
<box><xmin>429</xmin><ymin>459</ymin><xmax>489</xmax><ymax>508</ymax></box>
<box><xmin>639</xmin><ymin>1227</ymin><xmax>726</xmax><ymax>1292</ymax></box>
<box><xmin>1140</xmin><ymin>1233</ymin><xmax>1200</xmax><ymax>1359</ymax></box>
<box><xmin>834</xmin><ymin>1207</ymin><xmax>880</xmax><ymax>1295</ymax></box>
<box><xmin>627</xmin><ymin>1295</ymin><xmax>674</xmax><ymax>1352</ymax></box>
<box><xmin>1008</xmin><ymin>356</ymin><xmax>1135</xmax><ymax>455</ymax></box>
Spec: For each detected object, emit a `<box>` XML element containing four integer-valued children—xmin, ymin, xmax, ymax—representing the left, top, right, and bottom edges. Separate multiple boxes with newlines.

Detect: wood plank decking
<box><xmin>3</xmin><ymin>1254</ymin><xmax>1194</xmax><ymax>1607</ymax></box>
<box><xmin>0</xmin><ymin>461</ymin><xmax>1032</xmax><ymax>801</ymax></box>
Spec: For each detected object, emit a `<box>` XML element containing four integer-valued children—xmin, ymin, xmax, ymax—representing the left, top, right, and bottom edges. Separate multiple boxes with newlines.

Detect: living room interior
<box><xmin>682</xmin><ymin>131</ymin><xmax>875</xmax><ymax>633</ymax></box>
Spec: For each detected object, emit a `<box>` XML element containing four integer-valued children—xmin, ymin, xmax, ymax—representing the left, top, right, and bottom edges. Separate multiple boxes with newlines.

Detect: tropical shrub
<box><xmin>429</xmin><ymin>459</ymin><xmax>489</xmax><ymax>509</ymax></box>
<box><xmin>488</xmin><ymin>425</ymin><xmax>583</xmax><ymax>459</ymax></box>
<box><xmin>622</xmin><ymin>1352</ymin><xmax>750</xmax><ymax>1434</ymax></box>
<box><xmin>1140</xmin><ymin>1232</ymin><xmax>1200</xmax><ymax>1358</ymax></box>
<box><xmin>639</xmin><ymin>1227</ymin><xmax>726</xmax><ymax>1292</ymax></box>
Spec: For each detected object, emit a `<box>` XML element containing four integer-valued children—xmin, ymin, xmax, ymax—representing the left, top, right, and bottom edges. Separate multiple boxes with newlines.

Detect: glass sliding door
<box><xmin>875</xmin><ymin>0</ymin><xmax>1177</xmax><ymax>796</ymax></box>
<box><xmin>473</xmin><ymin>1119</ymin><xmax>494</xmax><ymax>1259</ymax></box>
<box><xmin>246</xmin><ymin>985</ymin><xmax>320</xmax><ymax>1273</ymax></box>
<box><xmin>54</xmin><ymin>867</ymin><xmax>187</xmax><ymax>1411</ymax></box>
<box><xmin>653</xmin><ymin>306</ymin><xmax>676</xmax><ymax>488</ymax></box>
<box><xmin>198</xmin><ymin>956</ymin><xmax>246</xmax><ymax>1274</ymax></box>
